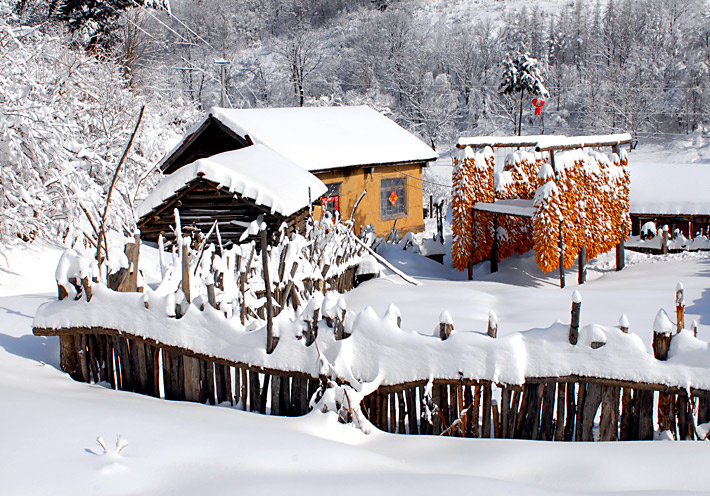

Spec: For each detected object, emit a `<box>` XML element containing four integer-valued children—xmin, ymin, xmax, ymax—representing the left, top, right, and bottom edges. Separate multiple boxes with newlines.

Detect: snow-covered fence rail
<box><xmin>34</xmin><ymin>276</ymin><xmax>710</xmax><ymax>441</ymax></box>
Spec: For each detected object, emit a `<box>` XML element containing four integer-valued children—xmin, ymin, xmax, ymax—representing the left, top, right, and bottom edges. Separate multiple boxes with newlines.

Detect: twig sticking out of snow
<box><xmin>95</xmin><ymin>435</ymin><xmax>128</xmax><ymax>455</ymax></box>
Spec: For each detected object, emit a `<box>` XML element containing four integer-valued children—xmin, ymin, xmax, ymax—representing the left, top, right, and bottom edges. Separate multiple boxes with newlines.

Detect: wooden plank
<box><xmin>599</xmin><ymin>386</ymin><xmax>620</xmax><ymax>441</ymax></box>
<box><xmin>555</xmin><ymin>382</ymin><xmax>565</xmax><ymax>441</ymax></box>
<box><xmin>582</xmin><ymin>383</ymin><xmax>602</xmax><ymax>441</ymax></box>
<box><xmin>260</xmin><ymin>374</ymin><xmax>270</xmax><ymax>414</ymax></box>
<box><xmin>507</xmin><ymin>389</ymin><xmax>518</xmax><ymax>439</ymax></box>
<box><xmin>389</xmin><ymin>393</ymin><xmax>397</xmax><ymax>433</ymax></box>
<box><xmin>206</xmin><ymin>360</ymin><xmax>216</xmax><ymax>405</ymax></box>
<box><xmin>106</xmin><ymin>337</ymin><xmax>116</xmax><ymax>389</ymax></box>
<box><xmin>676</xmin><ymin>395</ymin><xmax>690</xmax><ymax>440</ymax></box>
<box><xmin>397</xmin><ymin>390</ymin><xmax>406</xmax><ymax>434</ymax></box>
<box><xmin>405</xmin><ymin>387</ymin><xmax>419</xmax><ymax>435</ymax></box>
<box><xmin>59</xmin><ymin>335</ymin><xmax>81</xmax><ymax>381</ymax></box>
<box><xmin>182</xmin><ymin>356</ymin><xmax>201</xmax><ymax>402</ymax></box>
<box><xmin>117</xmin><ymin>337</ymin><xmax>133</xmax><ymax>391</ymax></box>
<box><xmin>637</xmin><ymin>389</ymin><xmax>655</xmax><ymax>440</ymax></box>
<box><xmin>539</xmin><ymin>382</ymin><xmax>556</xmax><ymax>441</ymax></box>
<box><xmin>249</xmin><ymin>370</ymin><xmax>260</xmax><ymax>412</ymax></box>
<box><xmin>464</xmin><ymin>385</ymin><xmax>474</xmax><ymax>438</ymax></box>
<box><xmin>523</xmin><ymin>383</ymin><xmax>543</xmax><ymax>440</ymax></box>
<box><xmin>240</xmin><ymin>367</ymin><xmax>248</xmax><ymax>410</ymax></box>
<box><xmin>270</xmin><ymin>374</ymin><xmax>281</xmax><ymax>415</ymax></box>
<box><xmin>482</xmin><ymin>384</ymin><xmax>492</xmax><ymax>438</ymax></box>
<box><xmin>620</xmin><ymin>387</ymin><xmax>636</xmax><ymax>440</ymax></box>
<box><xmin>575</xmin><ymin>382</ymin><xmax>587</xmax><ymax>442</ymax></box>
<box><xmin>564</xmin><ymin>382</ymin><xmax>576</xmax><ymax>441</ymax></box>
<box><xmin>513</xmin><ymin>385</ymin><xmax>529</xmax><ymax>439</ymax></box>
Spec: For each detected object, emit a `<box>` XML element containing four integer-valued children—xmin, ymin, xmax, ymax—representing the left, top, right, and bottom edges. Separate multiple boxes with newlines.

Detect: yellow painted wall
<box><xmin>312</xmin><ymin>164</ymin><xmax>425</xmax><ymax>237</ymax></box>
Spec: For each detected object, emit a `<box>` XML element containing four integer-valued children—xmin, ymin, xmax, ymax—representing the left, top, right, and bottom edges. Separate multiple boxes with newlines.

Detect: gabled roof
<box><xmin>159</xmin><ymin>105</ymin><xmax>438</xmax><ymax>174</ymax></box>
<box><xmin>138</xmin><ymin>144</ymin><xmax>327</xmax><ymax>219</ymax></box>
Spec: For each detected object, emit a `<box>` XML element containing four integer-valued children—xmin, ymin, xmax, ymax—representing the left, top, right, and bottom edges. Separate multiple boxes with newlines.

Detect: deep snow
<box><xmin>3</xmin><ymin>231</ymin><xmax>710</xmax><ymax>494</ymax></box>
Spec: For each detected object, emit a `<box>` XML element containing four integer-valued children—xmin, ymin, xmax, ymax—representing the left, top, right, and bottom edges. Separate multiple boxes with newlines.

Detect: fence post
<box><xmin>439</xmin><ymin>310</ymin><xmax>453</xmax><ymax>340</ymax></box>
<box><xmin>487</xmin><ymin>310</ymin><xmax>498</xmax><ymax>338</ymax></box>
<box><xmin>676</xmin><ymin>283</ymin><xmax>685</xmax><ymax>333</ymax></box>
<box><xmin>569</xmin><ymin>291</ymin><xmax>581</xmax><ymax>345</ymax></box>
<box><xmin>619</xmin><ymin>314</ymin><xmax>629</xmax><ymax>334</ymax></box>
<box><xmin>661</xmin><ymin>225</ymin><xmax>669</xmax><ymax>255</ymax></box>
<box><xmin>653</xmin><ymin>309</ymin><xmax>675</xmax><ymax>437</ymax></box>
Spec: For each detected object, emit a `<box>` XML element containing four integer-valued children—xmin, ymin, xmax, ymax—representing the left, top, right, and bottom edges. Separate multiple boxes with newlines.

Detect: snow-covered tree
<box><xmin>500</xmin><ymin>47</ymin><xmax>549</xmax><ymax>136</ymax></box>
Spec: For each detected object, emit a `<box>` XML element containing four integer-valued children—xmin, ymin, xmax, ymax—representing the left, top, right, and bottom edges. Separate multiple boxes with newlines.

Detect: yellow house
<box><xmin>158</xmin><ymin>106</ymin><xmax>437</xmax><ymax>236</ymax></box>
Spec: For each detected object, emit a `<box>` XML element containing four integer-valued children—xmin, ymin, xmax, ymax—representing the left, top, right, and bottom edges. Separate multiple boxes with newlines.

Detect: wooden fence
<box><xmin>35</xmin><ymin>284</ymin><xmax>710</xmax><ymax>442</ymax></box>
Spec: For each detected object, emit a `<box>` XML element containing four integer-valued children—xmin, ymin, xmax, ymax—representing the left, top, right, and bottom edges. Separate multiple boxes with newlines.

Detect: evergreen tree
<box><xmin>500</xmin><ymin>47</ymin><xmax>549</xmax><ymax>136</ymax></box>
<box><xmin>49</xmin><ymin>0</ymin><xmax>169</xmax><ymax>51</ymax></box>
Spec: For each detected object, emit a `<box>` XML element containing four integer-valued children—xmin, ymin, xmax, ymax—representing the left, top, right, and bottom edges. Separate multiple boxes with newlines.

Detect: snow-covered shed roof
<box><xmin>629</xmin><ymin>162</ymin><xmax>710</xmax><ymax>216</ymax></box>
<box><xmin>160</xmin><ymin>106</ymin><xmax>438</xmax><ymax>174</ymax></box>
<box><xmin>138</xmin><ymin>144</ymin><xmax>327</xmax><ymax>219</ymax></box>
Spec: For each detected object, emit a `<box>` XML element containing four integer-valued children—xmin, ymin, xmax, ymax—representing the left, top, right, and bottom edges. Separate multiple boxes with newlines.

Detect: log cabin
<box><xmin>137</xmin><ymin>144</ymin><xmax>327</xmax><ymax>246</ymax></box>
<box><xmin>155</xmin><ymin>105</ymin><xmax>438</xmax><ymax>236</ymax></box>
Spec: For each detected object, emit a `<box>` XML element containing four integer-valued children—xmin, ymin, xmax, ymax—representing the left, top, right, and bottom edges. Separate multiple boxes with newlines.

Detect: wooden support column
<box><xmin>490</xmin><ymin>214</ymin><xmax>499</xmax><ymax>273</ymax></box>
<box><xmin>578</xmin><ymin>242</ymin><xmax>586</xmax><ymax>285</ymax></box>
<box><xmin>569</xmin><ymin>291</ymin><xmax>581</xmax><ymax>345</ymax></box>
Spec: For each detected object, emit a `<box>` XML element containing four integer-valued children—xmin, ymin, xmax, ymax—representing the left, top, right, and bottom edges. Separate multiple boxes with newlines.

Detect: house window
<box><xmin>321</xmin><ymin>182</ymin><xmax>341</xmax><ymax>219</ymax></box>
<box><xmin>380</xmin><ymin>177</ymin><xmax>406</xmax><ymax>219</ymax></box>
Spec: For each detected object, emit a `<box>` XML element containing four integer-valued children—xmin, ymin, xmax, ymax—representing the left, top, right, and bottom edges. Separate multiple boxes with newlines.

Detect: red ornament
<box><xmin>388</xmin><ymin>190</ymin><xmax>398</xmax><ymax>206</ymax></box>
<box><xmin>532</xmin><ymin>98</ymin><xmax>546</xmax><ymax>115</ymax></box>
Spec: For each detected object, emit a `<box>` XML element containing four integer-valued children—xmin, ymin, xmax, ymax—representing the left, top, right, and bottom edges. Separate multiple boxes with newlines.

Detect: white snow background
<box><xmin>4</xmin><ymin>139</ymin><xmax>710</xmax><ymax>494</ymax></box>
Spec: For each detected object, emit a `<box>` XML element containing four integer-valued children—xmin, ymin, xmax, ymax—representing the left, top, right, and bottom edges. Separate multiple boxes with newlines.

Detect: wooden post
<box><xmin>582</xmin><ymin>383</ymin><xmax>602</xmax><ymax>441</ymax></box>
<box><xmin>439</xmin><ymin>311</ymin><xmax>453</xmax><ymax>340</ymax></box>
<box><xmin>616</xmin><ymin>238</ymin><xmax>625</xmax><ymax>271</ymax></box>
<box><xmin>564</xmin><ymin>382</ymin><xmax>576</xmax><ymax>441</ymax></box>
<box><xmin>661</xmin><ymin>225</ymin><xmax>669</xmax><ymax>255</ymax></box>
<box><xmin>620</xmin><ymin>387</ymin><xmax>636</xmax><ymax>440</ymax></box>
<box><xmin>181</xmin><ymin>236</ymin><xmax>190</xmax><ymax>303</ymax></box>
<box><xmin>539</xmin><ymin>382</ymin><xmax>556</xmax><ymax>441</ymax></box>
<box><xmin>676</xmin><ymin>283</ymin><xmax>685</xmax><ymax>333</ymax></box>
<box><xmin>555</xmin><ymin>382</ymin><xmax>566</xmax><ymax>441</ymax></box>
<box><xmin>429</xmin><ymin>195</ymin><xmax>433</xmax><ymax>219</ymax></box>
<box><xmin>600</xmin><ymin>386</ymin><xmax>620</xmax><ymax>441</ymax></box>
<box><xmin>490</xmin><ymin>214</ymin><xmax>499</xmax><ymax>273</ymax></box>
<box><xmin>558</xmin><ymin>228</ymin><xmax>566</xmax><ymax>289</ymax></box>
<box><xmin>261</xmin><ymin>229</ymin><xmax>277</xmax><ymax>354</ymax></box>
<box><xmin>578</xmin><ymin>243</ymin><xmax>586</xmax><ymax>285</ymax></box>
<box><xmin>487</xmin><ymin>310</ymin><xmax>497</xmax><ymax>338</ymax></box>
<box><xmin>653</xmin><ymin>309</ymin><xmax>674</xmax><ymax>436</ymax></box>
<box><xmin>619</xmin><ymin>314</ymin><xmax>629</xmax><ymax>334</ymax></box>
<box><xmin>569</xmin><ymin>291</ymin><xmax>581</xmax><ymax>345</ymax></box>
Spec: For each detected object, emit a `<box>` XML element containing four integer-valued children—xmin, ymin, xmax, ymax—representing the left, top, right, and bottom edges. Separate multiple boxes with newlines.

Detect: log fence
<box><xmin>36</xmin><ymin>282</ymin><xmax>710</xmax><ymax>442</ymax></box>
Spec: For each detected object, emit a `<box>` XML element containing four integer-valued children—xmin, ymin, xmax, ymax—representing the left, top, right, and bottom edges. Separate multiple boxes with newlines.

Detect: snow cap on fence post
<box><xmin>384</xmin><ymin>304</ymin><xmax>402</xmax><ymax>328</ymax></box>
<box><xmin>652</xmin><ymin>309</ymin><xmax>673</xmax><ymax>361</ymax></box>
<box><xmin>675</xmin><ymin>282</ymin><xmax>685</xmax><ymax>333</ymax></box>
<box><xmin>569</xmin><ymin>290</ymin><xmax>582</xmax><ymax>345</ymax></box>
<box><xmin>691</xmin><ymin>320</ymin><xmax>698</xmax><ymax>338</ymax></box>
<box><xmin>487</xmin><ymin>310</ymin><xmax>498</xmax><ymax>338</ymax></box>
<box><xmin>619</xmin><ymin>314</ymin><xmax>629</xmax><ymax>334</ymax></box>
<box><xmin>439</xmin><ymin>310</ymin><xmax>453</xmax><ymax>340</ymax></box>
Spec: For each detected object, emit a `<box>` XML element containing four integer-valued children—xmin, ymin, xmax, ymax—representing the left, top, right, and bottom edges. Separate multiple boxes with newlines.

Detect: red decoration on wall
<box><xmin>389</xmin><ymin>190</ymin><xmax>398</xmax><ymax>206</ymax></box>
<box><xmin>532</xmin><ymin>98</ymin><xmax>546</xmax><ymax>115</ymax></box>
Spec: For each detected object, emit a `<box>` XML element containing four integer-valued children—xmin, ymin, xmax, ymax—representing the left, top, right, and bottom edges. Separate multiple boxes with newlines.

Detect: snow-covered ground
<box><xmin>3</xmin><ymin>226</ymin><xmax>710</xmax><ymax>494</ymax></box>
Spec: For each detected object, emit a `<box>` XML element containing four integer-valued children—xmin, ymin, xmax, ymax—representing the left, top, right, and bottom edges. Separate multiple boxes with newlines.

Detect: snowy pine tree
<box><xmin>500</xmin><ymin>47</ymin><xmax>549</xmax><ymax>136</ymax></box>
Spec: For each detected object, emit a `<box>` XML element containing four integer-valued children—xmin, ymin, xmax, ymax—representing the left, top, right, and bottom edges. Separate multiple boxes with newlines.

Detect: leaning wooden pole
<box><xmin>261</xmin><ymin>228</ymin><xmax>277</xmax><ymax>354</ymax></box>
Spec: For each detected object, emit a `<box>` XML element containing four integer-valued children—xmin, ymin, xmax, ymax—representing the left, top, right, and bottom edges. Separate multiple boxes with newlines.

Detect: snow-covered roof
<box><xmin>457</xmin><ymin>133</ymin><xmax>632</xmax><ymax>151</ymax></box>
<box><xmin>138</xmin><ymin>145</ymin><xmax>327</xmax><ymax>219</ymax></box>
<box><xmin>162</xmin><ymin>106</ymin><xmax>438</xmax><ymax>173</ymax></box>
<box><xmin>473</xmin><ymin>199</ymin><xmax>535</xmax><ymax>218</ymax></box>
<box><xmin>630</xmin><ymin>162</ymin><xmax>710</xmax><ymax>216</ymax></box>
